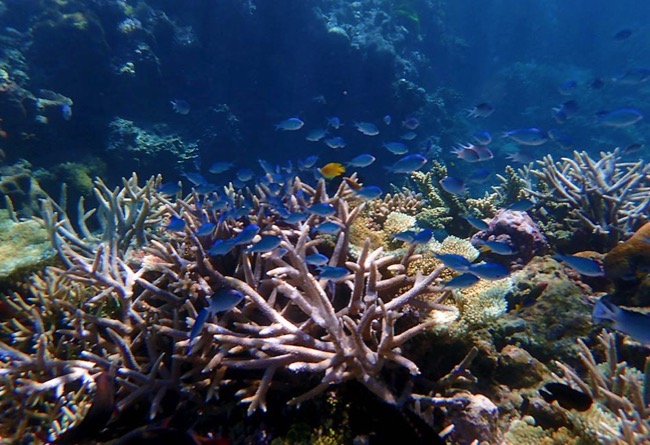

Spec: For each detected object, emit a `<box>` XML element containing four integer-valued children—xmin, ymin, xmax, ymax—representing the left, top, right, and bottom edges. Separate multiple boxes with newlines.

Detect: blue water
<box><xmin>0</xmin><ymin>0</ymin><xmax>647</xmax><ymax>193</ymax></box>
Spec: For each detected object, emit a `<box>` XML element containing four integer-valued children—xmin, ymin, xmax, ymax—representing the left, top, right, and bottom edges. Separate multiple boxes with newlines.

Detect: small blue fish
<box><xmin>347</xmin><ymin>154</ymin><xmax>376</xmax><ymax>168</ymax></box>
<box><xmin>183</xmin><ymin>172</ymin><xmax>208</xmax><ymax>186</ymax></box>
<box><xmin>506</xmin><ymin>199</ymin><xmax>535</xmax><ymax>212</ymax></box>
<box><xmin>354</xmin><ymin>186</ymin><xmax>383</xmax><ymax>200</ymax></box>
<box><xmin>247</xmin><ymin>235</ymin><xmax>282</xmax><ymax>253</ymax></box>
<box><xmin>324</xmin><ymin>136</ymin><xmax>346</xmax><ymax>149</ymax></box>
<box><xmin>209</xmin><ymin>161</ymin><xmax>234</xmax><ymax>174</ymax></box>
<box><xmin>275</xmin><ymin>117</ymin><xmax>304</xmax><ymax>131</ymax></box>
<box><xmin>189</xmin><ymin>288</ymin><xmax>245</xmax><ymax>346</ymax></box>
<box><xmin>467</xmin><ymin>168</ymin><xmax>492</xmax><ymax>184</ymax></box>
<box><xmin>283</xmin><ymin>212</ymin><xmax>309</xmax><ymax>224</ymax></box>
<box><xmin>554</xmin><ymin>254</ymin><xmax>604</xmax><ymax>277</ymax></box>
<box><xmin>236</xmin><ymin>168</ymin><xmax>255</xmax><ymax>182</ymax></box>
<box><xmin>61</xmin><ymin>104</ymin><xmax>72</xmax><ymax>121</ymax></box>
<box><xmin>467</xmin><ymin>103</ymin><xmax>494</xmax><ymax>118</ymax></box>
<box><xmin>476</xmin><ymin>240</ymin><xmax>516</xmax><ymax>255</ymax></box>
<box><xmin>463</xmin><ymin>215</ymin><xmax>489</xmax><ymax>231</ymax></box>
<box><xmin>392</xmin><ymin>230</ymin><xmax>417</xmax><ymax>243</ymax></box>
<box><xmin>306</xmin><ymin>129</ymin><xmax>328</xmax><ymax>142</ymax></box>
<box><xmin>308</xmin><ymin>203</ymin><xmax>336</xmax><ymax>217</ymax></box>
<box><xmin>313</xmin><ymin>221</ymin><xmax>342</xmax><ymax>235</ymax></box>
<box><xmin>355</xmin><ymin>122</ymin><xmax>379</xmax><ymax>136</ymax></box>
<box><xmin>439</xmin><ymin>176</ymin><xmax>467</xmax><ymax>195</ymax></box>
<box><xmin>318</xmin><ymin>266</ymin><xmax>350</xmax><ymax>280</ymax></box>
<box><xmin>411</xmin><ymin>229</ymin><xmax>433</xmax><ymax>245</ymax></box>
<box><xmin>596</xmin><ymin>108</ymin><xmax>643</xmax><ymax>127</ymax></box>
<box><xmin>195</xmin><ymin>222</ymin><xmax>216</xmax><ymax>237</ymax></box>
<box><xmin>195</xmin><ymin>183</ymin><xmax>219</xmax><ymax>194</ymax></box>
<box><xmin>232</xmin><ymin>224</ymin><xmax>260</xmax><ymax>245</ymax></box>
<box><xmin>383</xmin><ymin>115</ymin><xmax>392</xmax><ymax>125</ymax></box>
<box><xmin>502</xmin><ymin>128</ymin><xmax>548</xmax><ymax>146</ymax></box>
<box><xmin>442</xmin><ymin>273</ymin><xmax>480</xmax><ymax>289</ymax></box>
<box><xmin>305</xmin><ymin>253</ymin><xmax>329</xmax><ymax>266</ymax></box>
<box><xmin>299</xmin><ymin>155</ymin><xmax>319</xmax><ymax>170</ymax></box>
<box><xmin>383</xmin><ymin>142</ymin><xmax>409</xmax><ymax>155</ymax></box>
<box><xmin>386</xmin><ymin>154</ymin><xmax>427</xmax><ymax>174</ymax></box>
<box><xmin>467</xmin><ymin>263</ymin><xmax>510</xmax><ymax>280</ymax></box>
<box><xmin>157</xmin><ymin>182</ymin><xmax>181</xmax><ymax>195</ymax></box>
<box><xmin>171</xmin><ymin>99</ymin><xmax>191</xmax><ymax>115</ymax></box>
<box><xmin>327</xmin><ymin>116</ymin><xmax>342</xmax><ymax>129</ymax></box>
<box><xmin>593</xmin><ymin>298</ymin><xmax>650</xmax><ymax>345</ymax></box>
<box><xmin>472</xmin><ymin>130</ymin><xmax>492</xmax><ymax>145</ymax></box>
<box><xmin>434</xmin><ymin>253</ymin><xmax>473</xmax><ymax>271</ymax></box>
<box><xmin>402</xmin><ymin>116</ymin><xmax>420</xmax><ymax>130</ymax></box>
<box><xmin>258</xmin><ymin>159</ymin><xmax>276</xmax><ymax>174</ymax></box>
<box><xmin>400</xmin><ymin>131</ymin><xmax>417</xmax><ymax>141</ymax></box>
<box><xmin>207</xmin><ymin>239</ymin><xmax>236</xmax><ymax>256</ymax></box>
<box><xmin>165</xmin><ymin>216</ymin><xmax>186</xmax><ymax>232</ymax></box>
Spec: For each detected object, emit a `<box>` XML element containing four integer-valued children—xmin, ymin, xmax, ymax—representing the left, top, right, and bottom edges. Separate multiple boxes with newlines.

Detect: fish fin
<box><xmin>189</xmin><ymin>307</ymin><xmax>210</xmax><ymax>349</ymax></box>
<box><xmin>592</xmin><ymin>298</ymin><xmax>619</xmax><ymax>324</ymax></box>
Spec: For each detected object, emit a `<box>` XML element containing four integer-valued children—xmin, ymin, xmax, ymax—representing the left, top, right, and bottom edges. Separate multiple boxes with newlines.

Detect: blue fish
<box><xmin>318</xmin><ymin>266</ymin><xmax>350</xmax><ymax>280</ymax></box>
<box><xmin>308</xmin><ymin>203</ymin><xmax>336</xmax><ymax>217</ymax></box>
<box><xmin>383</xmin><ymin>142</ymin><xmax>409</xmax><ymax>155</ymax></box>
<box><xmin>476</xmin><ymin>240</ymin><xmax>516</xmax><ymax>255</ymax></box>
<box><xmin>208</xmin><ymin>162</ymin><xmax>234</xmax><ymax>174</ymax></box>
<box><xmin>354</xmin><ymin>186</ymin><xmax>383</xmax><ymax>200</ymax></box>
<box><xmin>383</xmin><ymin>115</ymin><xmax>392</xmax><ymax>125</ymax></box>
<box><xmin>275</xmin><ymin>117</ymin><xmax>304</xmax><ymax>131</ymax></box>
<box><xmin>472</xmin><ymin>130</ymin><xmax>492</xmax><ymax>145</ymax></box>
<box><xmin>596</xmin><ymin>108</ymin><xmax>643</xmax><ymax>127</ymax></box>
<box><xmin>283</xmin><ymin>212</ymin><xmax>309</xmax><ymax>224</ymax></box>
<box><xmin>306</xmin><ymin>129</ymin><xmax>328</xmax><ymax>142</ymax></box>
<box><xmin>554</xmin><ymin>254</ymin><xmax>604</xmax><ymax>277</ymax></box>
<box><xmin>400</xmin><ymin>131</ymin><xmax>417</xmax><ymax>141</ymax></box>
<box><xmin>467</xmin><ymin>263</ymin><xmax>510</xmax><ymax>280</ymax></box>
<box><xmin>355</xmin><ymin>122</ymin><xmax>379</xmax><ymax>136</ymax></box>
<box><xmin>299</xmin><ymin>155</ymin><xmax>319</xmax><ymax>169</ymax></box>
<box><xmin>207</xmin><ymin>239</ymin><xmax>236</xmax><ymax>256</ymax></box>
<box><xmin>324</xmin><ymin>136</ymin><xmax>346</xmax><ymax>149</ymax></box>
<box><xmin>165</xmin><ymin>216</ymin><xmax>186</xmax><ymax>232</ymax></box>
<box><xmin>313</xmin><ymin>221</ymin><xmax>342</xmax><ymax>235</ymax></box>
<box><xmin>593</xmin><ymin>298</ymin><xmax>650</xmax><ymax>345</ymax></box>
<box><xmin>467</xmin><ymin>168</ymin><xmax>492</xmax><ymax>184</ymax></box>
<box><xmin>258</xmin><ymin>159</ymin><xmax>276</xmax><ymax>174</ymax></box>
<box><xmin>327</xmin><ymin>116</ymin><xmax>342</xmax><ymax>129</ymax></box>
<box><xmin>171</xmin><ymin>99</ymin><xmax>191</xmax><ymax>115</ymax></box>
<box><xmin>392</xmin><ymin>230</ymin><xmax>417</xmax><ymax>243</ymax></box>
<box><xmin>506</xmin><ymin>199</ymin><xmax>535</xmax><ymax>212</ymax></box>
<box><xmin>183</xmin><ymin>172</ymin><xmax>208</xmax><ymax>186</ymax></box>
<box><xmin>157</xmin><ymin>182</ymin><xmax>181</xmax><ymax>196</ymax></box>
<box><xmin>386</xmin><ymin>154</ymin><xmax>427</xmax><ymax>174</ymax></box>
<box><xmin>61</xmin><ymin>104</ymin><xmax>72</xmax><ymax>121</ymax></box>
<box><xmin>501</xmin><ymin>128</ymin><xmax>548</xmax><ymax>146</ymax></box>
<box><xmin>236</xmin><ymin>168</ymin><xmax>255</xmax><ymax>182</ymax></box>
<box><xmin>189</xmin><ymin>288</ymin><xmax>245</xmax><ymax>346</ymax></box>
<box><xmin>467</xmin><ymin>102</ymin><xmax>495</xmax><ymax>118</ymax></box>
<box><xmin>433</xmin><ymin>253</ymin><xmax>473</xmax><ymax>271</ymax></box>
<box><xmin>411</xmin><ymin>229</ymin><xmax>433</xmax><ymax>245</ymax></box>
<box><xmin>439</xmin><ymin>176</ymin><xmax>467</xmax><ymax>195</ymax></box>
<box><xmin>305</xmin><ymin>253</ymin><xmax>329</xmax><ymax>266</ymax></box>
<box><xmin>195</xmin><ymin>183</ymin><xmax>219</xmax><ymax>194</ymax></box>
<box><xmin>347</xmin><ymin>154</ymin><xmax>376</xmax><ymax>168</ymax></box>
<box><xmin>442</xmin><ymin>273</ymin><xmax>480</xmax><ymax>289</ymax></box>
<box><xmin>195</xmin><ymin>222</ymin><xmax>216</xmax><ymax>237</ymax></box>
<box><xmin>463</xmin><ymin>215</ymin><xmax>489</xmax><ymax>231</ymax></box>
<box><xmin>402</xmin><ymin>116</ymin><xmax>420</xmax><ymax>130</ymax></box>
<box><xmin>232</xmin><ymin>224</ymin><xmax>260</xmax><ymax>245</ymax></box>
<box><xmin>247</xmin><ymin>235</ymin><xmax>282</xmax><ymax>253</ymax></box>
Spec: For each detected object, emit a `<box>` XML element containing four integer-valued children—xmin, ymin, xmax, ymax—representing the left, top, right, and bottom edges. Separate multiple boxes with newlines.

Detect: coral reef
<box><xmin>604</xmin><ymin>222</ymin><xmax>650</xmax><ymax>307</ymax></box>
<box><xmin>0</xmin><ymin>173</ymin><xmax>485</xmax><ymax>442</ymax></box>
<box><xmin>527</xmin><ymin>149</ymin><xmax>650</xmax><ymax>249</ymax></box>
<box><xmin>471</xmin><ymin>209</ymin><xmax>549</xmax><ymax>266</ymax></box>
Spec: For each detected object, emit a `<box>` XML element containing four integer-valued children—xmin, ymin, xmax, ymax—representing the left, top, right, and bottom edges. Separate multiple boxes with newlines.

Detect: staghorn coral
<box><xmin>527</xmin><ymin>148</ymin><xmax>650</xmax><ymax>248</ymax></box>
<box><xmin>0</xmin><ymin>172</ymin><xmax>483</xmax><ymax>441</ymax></box>
<box><xmin>494</xmin><ymin>164</ymin><xmax>531</xmax><ymax>207</ymax></box>
<box><xmin>363</xmin><ymin>187</ymin><xmax>424</xmax><ymax>229</ymax></box>
<box><xmin>552</xmin><ymin>330</ymin><xmax>650</xmax><ymax>444</ymax></box>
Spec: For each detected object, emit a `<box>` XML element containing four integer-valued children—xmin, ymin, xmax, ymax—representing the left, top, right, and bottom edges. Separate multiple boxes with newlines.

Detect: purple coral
<box><xmin>471</xmin><ymin>209</ymin><xmax>548</xmax><ymax>265</ymax></box>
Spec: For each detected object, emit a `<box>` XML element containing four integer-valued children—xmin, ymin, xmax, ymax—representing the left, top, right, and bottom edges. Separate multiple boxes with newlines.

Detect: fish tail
<box><xmin>592</xmin><ymin>298</ymin><xmax>619</xmax><ymax>324</ymax></box>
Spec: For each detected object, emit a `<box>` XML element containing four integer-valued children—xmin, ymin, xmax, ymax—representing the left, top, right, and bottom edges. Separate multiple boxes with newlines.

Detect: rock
<box><xmin>446</xmin><ymin>393</ymin><xmax>500</xmax><ymax>445</ymax></box>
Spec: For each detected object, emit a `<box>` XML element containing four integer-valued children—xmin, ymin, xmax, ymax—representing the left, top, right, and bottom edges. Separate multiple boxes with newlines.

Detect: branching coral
<box><xmin>527</xmin><ymin>149</ymin><xmax>650</xmax><ymax>247</ymax></box>
<box><xmin>0</xmin><ymin>171</ymin><xmax>481</xmax><ymax>440</ymax></box>
<box><xmin>553</xmin><ymin>330</ymin><xmax>649</xmax><ymax>444</ymax></box>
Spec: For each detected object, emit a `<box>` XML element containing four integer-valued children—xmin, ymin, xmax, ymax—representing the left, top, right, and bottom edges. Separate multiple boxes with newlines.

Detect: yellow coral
<box><xmin>383</xmin><ymin>211</ymin><xmax>417</xmax><ymax>235</ymax></box>
<box><xmin>453</xmin><ymin>274</ymin><xmax>512</xmax><ymax>326</ymax></box>
<box><xmin>435</xmin><ymin>235</ymin><xmax>480</xmax><ymax>262</ymax></box>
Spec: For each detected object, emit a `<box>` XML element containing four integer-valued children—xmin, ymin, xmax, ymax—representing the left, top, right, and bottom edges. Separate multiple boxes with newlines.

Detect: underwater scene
<box><xmin>0</xmin><ymin>0</ymin><xmax>649</xmax><ymax>443</ymax></box>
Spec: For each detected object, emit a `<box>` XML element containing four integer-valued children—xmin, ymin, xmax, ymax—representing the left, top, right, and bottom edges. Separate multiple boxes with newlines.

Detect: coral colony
<box><xmin>0</xmin><ymin>148</ymin><xmax>648</xmax><ymax>444</ymax></box>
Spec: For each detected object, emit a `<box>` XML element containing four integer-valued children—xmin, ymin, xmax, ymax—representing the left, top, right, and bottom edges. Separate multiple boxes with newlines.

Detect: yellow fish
<box><xmin>319</xmin><ymin>162</ymin><xmax>346</xmax><ymax>180</ymax></box>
